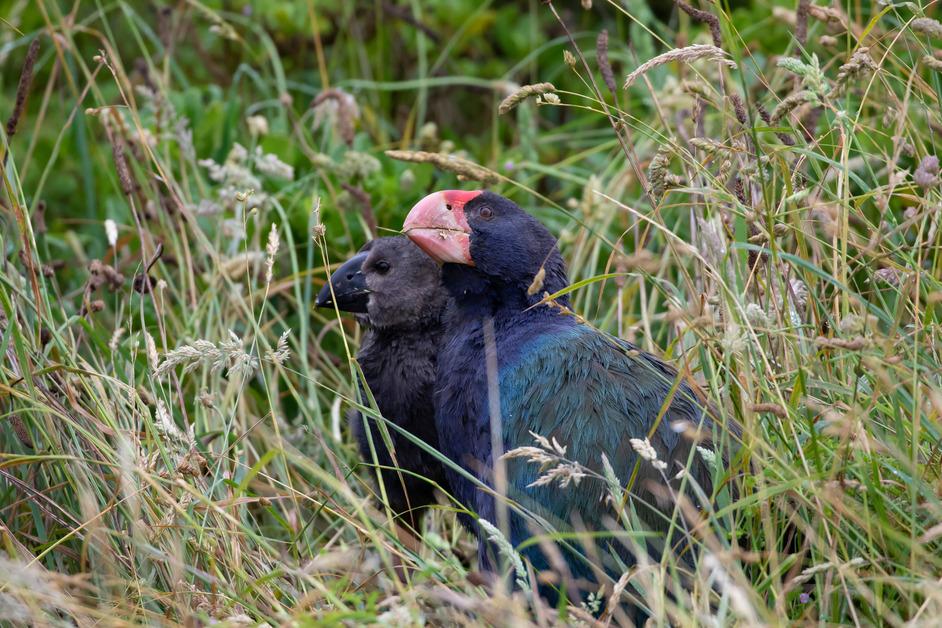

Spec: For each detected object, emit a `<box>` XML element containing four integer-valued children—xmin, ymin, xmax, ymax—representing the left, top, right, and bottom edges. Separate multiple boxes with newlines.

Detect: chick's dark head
<box><xmin>316</xmin><ymin>236</ymin><xmax>445</xmax><ymax>330</ymax></box>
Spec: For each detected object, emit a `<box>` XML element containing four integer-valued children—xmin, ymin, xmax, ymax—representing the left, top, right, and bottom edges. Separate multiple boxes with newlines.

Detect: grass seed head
<box><xmin>265</xmin><ymin>223</ymin><xmax>280</xmax><ymax>285</ymax></box>
<box><xmin>246</xmin><ymin>114</ymin><xmax>268</xmax><ymax>137</ymax></box>
<box><xmin>385</xmin><ymin>149</ymin><xmax>499</xmax><ymax>184</ymax></box>
<box><xmin>104</xmin><ymin>219</ymin><xmax>118</xmax><ymax>248</ymax></box>
<box><xmin>675</xmin><ymin>1</ymin><xmax>723</xmax><ymax>47</ymax></box>
<box><xmin>596</xmin><ymin>30</ymin><xmax>617</xmax><ymax>95</ymax></box>
<box><xmin>526</xmin><ymin>266</ymin><xmax>546</xmax><ymax>296</ymax></box>
<box><xmin>266</xmin><ymin>329</ymin><xmax>291</xmax><ymax>365</ymax></box>
<box><xmin>795</xmin><ymin>0</ymin><xmax>810</xmax><ymax>45</ymax></box>
<box><xmin>834</xmin><ymin>47</ymin><xmax>878</xmax><ymax>89</ymax></box>
<box><xmin>563</xmin><ymin>49</ymin><xmax>577</xmax><ymax>68</ymax></box>
<box><xmin>914</xmin><ymin>155</ymin><xmax>940</xmax><ymax>189</ymax></box>
<box><xmin>311</xmin><ymin>88</ymin><xmax>360</xmax><ymax>145</ymax></box>
<box><xmin>624</xmin><ymin>45</ymin><xmax>735</xmax><ymax>90</ymax></box>
<box><xmin>911</xmin><ymin>17</ymin><xmax>942</xmax><ymax>38</ymax></box>
<box><xmin>6</xmin><ymin>37</ymin><xmax>40</xmax><ymax>137</ymax></box>
<box><xmin>498</xmin><ymin>82</ymin><xmax>557</xmax><ymax>114</ymax></box>
<box><xmin>255</xmin><ymin>150</ymin><xmax>294</xmax><ymax>180</ymax></box>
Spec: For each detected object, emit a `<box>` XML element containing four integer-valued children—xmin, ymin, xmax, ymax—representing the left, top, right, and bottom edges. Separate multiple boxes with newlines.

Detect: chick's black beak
<box><xmin>316</xmin><ymin>251</ymin><xmax>370</xmax><ymax>313</ymax></box>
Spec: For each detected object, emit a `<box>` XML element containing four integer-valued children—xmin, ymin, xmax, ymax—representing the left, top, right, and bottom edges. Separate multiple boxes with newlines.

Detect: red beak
<box><xmin>403</xmin><ymin>190</ymin><xmax>482</xmax><ymax>265</ymax></box>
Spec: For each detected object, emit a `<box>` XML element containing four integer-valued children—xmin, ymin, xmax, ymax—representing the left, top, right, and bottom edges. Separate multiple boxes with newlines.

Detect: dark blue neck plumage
<box><xmin>441</xmin><ymin>257</ymin><xmax>570</xmax><ymax>326</ymax></box>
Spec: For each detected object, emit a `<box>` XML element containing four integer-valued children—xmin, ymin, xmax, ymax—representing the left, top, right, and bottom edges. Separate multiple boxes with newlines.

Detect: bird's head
<box><xmin>403</xmin><ymin>190</ymin><xmax>568</xmax><ymax>305</ymax></box>
<box><xmin>315</xmin><ymin>236</ymin><xmax>446</xmax><ymax>329</ymax></box>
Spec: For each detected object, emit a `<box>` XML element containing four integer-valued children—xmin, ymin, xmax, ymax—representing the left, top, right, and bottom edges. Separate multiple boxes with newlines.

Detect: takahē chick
<box><xmin>316</xmin><ymin>237</ymin><xmax>449</xmax><ymax>531</ymax></box>
<box><xmin>403</xmin><ymin>190</ymin><xmax>737</xmax><ymax>603</ymax></box>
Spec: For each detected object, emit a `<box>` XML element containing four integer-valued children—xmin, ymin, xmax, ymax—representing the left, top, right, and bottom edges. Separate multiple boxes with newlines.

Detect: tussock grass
<box><xmin>1</xmin><ymin>0</ymin><xmax>941</xmax><ymax>625</ymax></box>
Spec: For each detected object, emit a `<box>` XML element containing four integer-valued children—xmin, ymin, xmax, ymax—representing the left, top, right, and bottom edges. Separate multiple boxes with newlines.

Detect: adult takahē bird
<box><xmin>316</xmin><ymin>237</ymin><xmax>449</xmax><ymax>531</ymax></box>
<box><xmin>402</xmin><ymin>190</ymin><xmax>736</xmax><ymax>603</ymax></box>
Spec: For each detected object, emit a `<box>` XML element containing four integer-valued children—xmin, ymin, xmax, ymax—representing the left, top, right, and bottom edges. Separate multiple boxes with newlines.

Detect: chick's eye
<box><xmin>374</xmin><ymin>260</ymin><xmax>391</xmax><ymax>274</ymax></box>
<box><xmin>479</xmin><ymin>206</ymin><xmax>493</xmax><ymax>220</ymax></box>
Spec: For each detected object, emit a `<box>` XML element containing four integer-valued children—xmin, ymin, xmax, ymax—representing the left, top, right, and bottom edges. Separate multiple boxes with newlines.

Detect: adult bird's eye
<box><xmin>479</xmin><ymin>206</ymin><xmax>493</xmax><ymax>220</ymax></box>
<box><xmin>375</xmin><ymin>260</ymin><xmax>391</xmax><ymax>274</ymax></box>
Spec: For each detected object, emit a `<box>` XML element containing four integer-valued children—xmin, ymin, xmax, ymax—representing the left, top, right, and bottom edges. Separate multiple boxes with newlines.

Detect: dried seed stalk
<box><xmin>6</xmin><ymin>38</ymin><xmax>40</xmax><ymax>137</ymax></box>
<box><xmin>624</xmin><ymin>45</ymin><xmax>735</xmax><ymax>90</ymax></box>
<box><xmin>750</xmin><ymin>403</ymin><xmax>788</xmax><ymax>418</ymax></box>
<box><xmin>311</xmin><ymin>88</ymin><xmax>359</xmax><ymax>145</ymax></box>
<box><xmin>647</xmin><ymin>144</ymin><xmax>683</xmax><ymax>197</ymax></box>
<box><xmin>795</xmin><ymin>0</ymin><xmax>810</xmax><ymax>46</ymax></box>
<box><xmin>526</xmin><ymin>267</ymin><xmax>546</xmax><ymax>296</ymax></box>
<box><xmin>385</xmin><ymin>150</ymin><xmax>499</xmax><ymax>184</ymax></box>
<box><xmin>729</xmin><ymin>93</ymin><xmax>748</xmax><ymax>125</ymax></box>
<box><xmin>911</xmin><ymin>17</ymin><xmax>942</xmax><ymax>38</ymax></box>
<box><xmin>834</xmin><ymin>47</ymin><xmax>877</xmax><ymax>88</ymax></box>
<box><xmin>770</xmin><ymin>90</ymin><xmax>818</xmax><ymax>124</ymax></box>
<box><xmin>675</xmin><ymin>1</ymin><xmax>722</xmax><ymax>48</ymax></box>
<box><xmin>33</xmin><ymin>201</ymin><xmax>47</xmax><ymax>234</ymax></box>
<box><xmin>808</xmin><ymin>4</ymin><xmax>845</xmax><ymax>28</ymax></box>
<box><xmin>596</xmin><ymin>30</ymin><xmax>617</xmax><ymax>96</ymax></box>
<box><xmin>815</xmin><ymin>336</ymin><xmax>869</xmax><ymax>350</ymax></box>
<box><xmin>103</xmin><ymin>111</ymin><xmax>135</xmax><ymax>197</ymax></box>
<box><xmin>924</xmin><ymin>55</ymin><xmax>942</xmax><ymax>73</ymax></box>
<box><xmin>498</xmin><ymin>82</ymin><xmax>556</xmax><ymax>114</ymax></box>
<box><xmin>914</xmin><ymin>155</ymin><xmax>940</xmax><ymax>189</ymax></box>
<box><xmin>756</xmin><ymin>101</ymin><xmax>796</xmax><ymax>145</ymax></box>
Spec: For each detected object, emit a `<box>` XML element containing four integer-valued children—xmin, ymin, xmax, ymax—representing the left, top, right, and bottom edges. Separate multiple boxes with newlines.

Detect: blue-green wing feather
<box><xmin>497</xmin><ymin>324</ymin><xmax>719</xmax><ymax>578</ymax></box>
